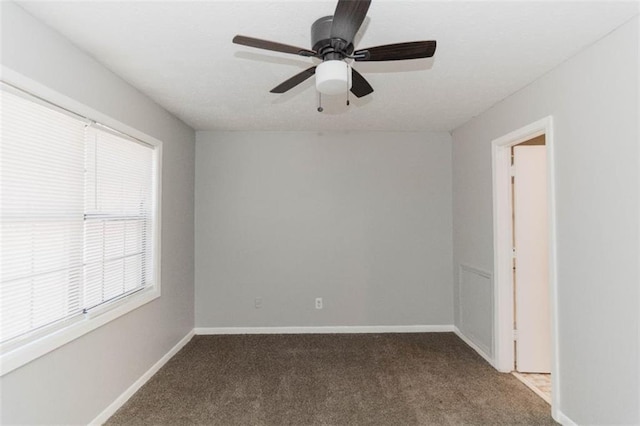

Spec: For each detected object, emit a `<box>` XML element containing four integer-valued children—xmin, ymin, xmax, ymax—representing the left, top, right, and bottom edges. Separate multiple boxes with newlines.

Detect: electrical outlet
<box><xmin>254</xmin><ymin>297</ymin><xmax>262</xmax><ymax>309</ymax></box>
<box><xmin>315</xmin><ymin>297</ymin><xmax>323</xmax><ymax>309</ymax></box>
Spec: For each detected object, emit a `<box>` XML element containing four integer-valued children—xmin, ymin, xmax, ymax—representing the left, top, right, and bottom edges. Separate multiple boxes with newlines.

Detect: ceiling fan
<box><xmin>232</xmin><ymin>0</ymin><xmax>436</xmax><ymax>107</ymax></box>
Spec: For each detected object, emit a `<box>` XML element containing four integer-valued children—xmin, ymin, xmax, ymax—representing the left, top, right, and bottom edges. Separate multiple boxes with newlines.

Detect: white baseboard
<box><xmin>195</xmin><ymin>325</ymin><xmax>454</xmax><ymax>335</ymax></box>
<box><xmin>453</xmin><ymin>326</ymin><xmax>495</xmax><ymax>367</ymax></box>
<box><xmin>89</xmin><ymin>329</ymin><xmax>195</xmax><ymax>425</ymax></box>
<box><xmin>555</xmin><ymin>410</ymin><xmax>578</xmax><ymax>426</ymax></box>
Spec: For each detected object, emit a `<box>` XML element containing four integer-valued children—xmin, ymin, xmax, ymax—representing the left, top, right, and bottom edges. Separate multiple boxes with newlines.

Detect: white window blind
<box><xmin>1</xmin><ymin>88</ymin><xmax>86</xmax><ymax>344</ymax></box>
<box><xmin>0</xmin><ymin>85</ymin><xmax>157</xmax><ymax>347</ymax></box>
<box><xmin>83</xmin><ymin>126</ymin><xmax>154</xmax><ymax>310</ymax></box>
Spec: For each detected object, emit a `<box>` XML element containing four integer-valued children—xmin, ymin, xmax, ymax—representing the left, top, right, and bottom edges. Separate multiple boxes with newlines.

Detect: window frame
<box><xmin>0</xmin><ymin>68</ymin><xmax>163</xmax><ymax>376</ymax></box>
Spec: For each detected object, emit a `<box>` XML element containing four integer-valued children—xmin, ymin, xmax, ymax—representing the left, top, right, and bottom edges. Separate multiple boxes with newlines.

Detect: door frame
<box><xmin>491</xmin><ymin>116</ymin><xmax>560</xmax><ymax>418</ymax></box>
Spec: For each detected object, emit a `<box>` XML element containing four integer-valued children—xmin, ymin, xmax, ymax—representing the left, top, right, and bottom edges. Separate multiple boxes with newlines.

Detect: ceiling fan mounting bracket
<box><xmin>311</xmin><ymin>15</ymin><xmax>354</xmax><ymax>60</ymax></box>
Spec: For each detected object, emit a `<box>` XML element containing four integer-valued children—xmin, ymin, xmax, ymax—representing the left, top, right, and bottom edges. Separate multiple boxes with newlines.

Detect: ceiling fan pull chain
<box><xmin>317</xmin><ymin>92</ymin><xmax>323</xmax><ymax>113</ymax></box>
<box><xmin>346</xmin><ymin>65</ymin><xmax>350</xmax><ymax>106</ymax></box>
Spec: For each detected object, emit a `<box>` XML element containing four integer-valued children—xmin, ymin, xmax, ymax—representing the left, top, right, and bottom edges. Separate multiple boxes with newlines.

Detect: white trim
<box><xmin>556</xmin><ymin>411</ymin><xmax>579</xmax><ymax>426</ymax></box>
<box><xmin>89</xmin><ymin>330</ymin><xmax>195</xmax><ymax>426</ymax></box>
<box><xmin>491</xmin><ymin>116</ymin><xmax>560</xmax><ymax>419</ymax></box>
<box><xmin>491</xmin><ymin>136</ymin><xmax>515</xmax><ymax>372</ymax></box>
<box><xmin>195</xmin><ymin>325</ymin><xmax>454</xmax><ymax>335</ymax></box>
<box><xmin>1</xmin><ymin>290</ymin><xmax>160</xmax><ymax>376</ymax></box>
<box><xmin>0</xmin><ymin>66</ymin><xmax>164</xmax><ymax>376</ymax></box>
<box><xmin>453</xmin><ymin>326</ymin><xmax>494</xmax><ymax>367</ymax></box>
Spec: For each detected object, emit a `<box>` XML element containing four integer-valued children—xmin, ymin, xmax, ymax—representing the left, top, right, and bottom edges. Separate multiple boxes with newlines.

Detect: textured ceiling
<box><xmin>16</xmin><ymin>1</ymin><xmax>639</xmax><ymax>132</ymax></box>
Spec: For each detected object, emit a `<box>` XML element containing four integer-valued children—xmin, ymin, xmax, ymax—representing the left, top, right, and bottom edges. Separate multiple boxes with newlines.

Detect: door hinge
<box><xmin>510</xmin><ymin>165</ymin><xmax>516</xmax><ymax>177</ymax></box>
<box><xmin>513</xmin><ymin>329</ymin><xmax>519</xmax><ymax>341</ymax></box>
<box><xmin>512</xmin><ymin>247</ymin><xmax>517</xmax><ymax>259</ymax></box>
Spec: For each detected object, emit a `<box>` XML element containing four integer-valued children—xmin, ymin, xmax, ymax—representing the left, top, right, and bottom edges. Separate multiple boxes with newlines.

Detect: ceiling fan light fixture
<box><xmin>315</xmin><ymin>60</ymin><xmax>351</xmax><ymax>95</ymax></box>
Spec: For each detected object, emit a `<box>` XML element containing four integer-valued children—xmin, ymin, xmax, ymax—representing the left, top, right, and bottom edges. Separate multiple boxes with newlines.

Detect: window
<box><xmin>0</xmin><ymin>83</ymin><xmax>160</xmax><ymax>370</ymax></box>
<box><xmin>83</xmin><ymin>125</ymin><xmax>155</xmax><ymax>311</ymax></box>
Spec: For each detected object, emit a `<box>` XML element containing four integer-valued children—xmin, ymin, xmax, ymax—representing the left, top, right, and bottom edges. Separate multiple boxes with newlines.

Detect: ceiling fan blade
<box><xmin>330</xmin><ymin>0</ymin><xmax>371</xmax><ymax>46</ymax></box>
<box><xmin>233</xmin><ymin>35</ymin><xmax>317</xmax><ymax>57</ymax></box>
<box><xmin>270</xmin><ymin>66</ymin><xmax>317</xmax><ymax>93</ymax></box>
<box><xmin>350</xmin><ymin>68</ymin><xmax>373</xmax><ymax>98</ymax></box>
<box><xmin>354</xmin><ymin>41</ymin><xmax>437</xmax><ymax>62</ymax></box>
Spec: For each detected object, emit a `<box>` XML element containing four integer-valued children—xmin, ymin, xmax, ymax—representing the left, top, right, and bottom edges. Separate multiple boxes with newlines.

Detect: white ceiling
<box><xmin>17</xmin><ymin>1</ymin><xmax>639</xmax><ymax>132</ymax></box>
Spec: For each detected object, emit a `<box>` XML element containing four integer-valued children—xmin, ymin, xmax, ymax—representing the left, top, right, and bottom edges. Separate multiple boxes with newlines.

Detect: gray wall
<box><xmin>452</xmin><ymin>16</ymin><xmax>639</xmax><ymax>424</ymax></box>
<box><xmin>0</xmin><ymin>3</ymin><xmax>195</xmax><ymax>424</ymax></box>
<box><xmin>195</xmin><ymin>131</ymin><xmax>453</xmax><ymax>328</ymax></box>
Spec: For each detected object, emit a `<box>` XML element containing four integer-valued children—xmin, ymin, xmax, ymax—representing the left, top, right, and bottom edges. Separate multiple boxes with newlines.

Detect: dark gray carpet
<box><xmin>107</xmin><ymin>333</ymin><xmax>557</xmax><ymax>425</ymax></box>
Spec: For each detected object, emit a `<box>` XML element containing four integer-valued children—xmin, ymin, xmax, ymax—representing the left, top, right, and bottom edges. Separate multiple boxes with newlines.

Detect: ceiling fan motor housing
<box><xmin>311</xmin><ymin>16</ymin><xmax>354</xmax><ymax>59</ymax></box>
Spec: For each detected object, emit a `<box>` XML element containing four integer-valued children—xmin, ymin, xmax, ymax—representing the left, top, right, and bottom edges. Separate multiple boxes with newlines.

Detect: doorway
<box><xmin>491</xmin><ymin>117</ymin><xmax>559</xmax><ymax>420</ymax></box>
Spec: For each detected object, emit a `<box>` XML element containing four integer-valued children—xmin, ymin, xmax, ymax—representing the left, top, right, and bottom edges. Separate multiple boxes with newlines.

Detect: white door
<box><xmin>513</xmin><ymin>145</ymin><xmax>551</xmax><ymax>373</ymax></box>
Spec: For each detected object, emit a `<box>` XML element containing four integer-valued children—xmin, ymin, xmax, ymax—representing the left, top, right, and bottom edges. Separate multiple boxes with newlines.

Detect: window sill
<box><xmin>0</xmin><ymin>287</ymin><xmax>160</xmax><ymax>376</ymax></box>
